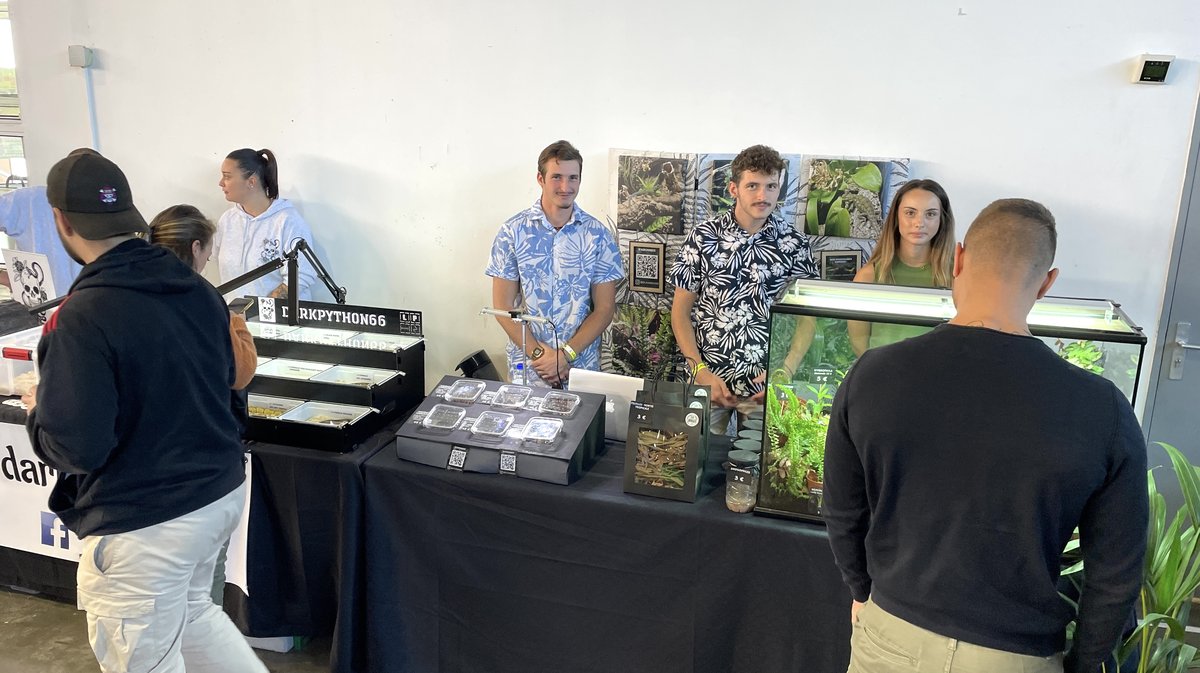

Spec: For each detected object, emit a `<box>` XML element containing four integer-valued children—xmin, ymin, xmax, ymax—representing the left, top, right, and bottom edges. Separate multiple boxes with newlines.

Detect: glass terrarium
<box><xmin>757</xmin><ymin>279</ymin><xmax>1147</xmax><ymax>522</ymax></box>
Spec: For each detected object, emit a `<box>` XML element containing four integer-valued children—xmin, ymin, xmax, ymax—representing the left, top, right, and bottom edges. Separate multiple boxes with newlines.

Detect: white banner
<box><xmin>0</xmin><ymin>421</ymin><xmax>81</xmax><ymax>562</ymax></box>
<box><xmin>0</xmin><ymin>422</ymin><xmax>253</xmax><ymax>587</ymax></box>
<box><xmin>225</xmin><ymin>456</ymin><xmax>251</xmax><ymax>595</ymax></box>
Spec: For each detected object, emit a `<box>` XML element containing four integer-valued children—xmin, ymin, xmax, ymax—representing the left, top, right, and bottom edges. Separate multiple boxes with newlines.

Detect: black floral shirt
<box><xmin>669</xmin><ymin>211</ymin><xmax>819</xmax><ymax>397</ymax></box>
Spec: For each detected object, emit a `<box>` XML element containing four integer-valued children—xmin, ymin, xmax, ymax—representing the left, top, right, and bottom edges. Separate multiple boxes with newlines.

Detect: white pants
<box><xmin>76</xmin><ymin>483</ymin><xmax>267</xmax><ymax>673</ymax></box>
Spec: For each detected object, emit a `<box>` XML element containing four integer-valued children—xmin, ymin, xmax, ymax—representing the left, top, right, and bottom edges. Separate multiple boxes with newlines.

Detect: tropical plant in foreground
<box><xmin>1061</xmin><ymin>442</ymin><xmax>1200</xmax><ymax>673</ymax></box>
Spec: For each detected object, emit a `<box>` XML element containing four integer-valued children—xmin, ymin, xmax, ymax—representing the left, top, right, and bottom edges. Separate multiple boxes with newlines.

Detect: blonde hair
<box><xmin>865</xmin><ymin>179</ymin><xmax>955</xmax><ymax>288</ymax></box>
<box><xmin>148</xmin><ymin>204</ymin><xmax>215</xmax><ymax>268</ymax></box>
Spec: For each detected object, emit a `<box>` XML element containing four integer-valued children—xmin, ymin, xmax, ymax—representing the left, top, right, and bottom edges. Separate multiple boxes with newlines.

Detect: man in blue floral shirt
<box><xmin>670</xmin><ymin>144</ymin><xmax>819</xmax><ymax>432</ymax></box>
<box><xmin>487</xmin><ymin>140</ymin><xmax>624</xmax><ymax>387</ymax></box>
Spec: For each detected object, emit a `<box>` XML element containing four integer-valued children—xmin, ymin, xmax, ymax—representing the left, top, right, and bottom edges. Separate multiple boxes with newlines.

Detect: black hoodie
<box><xmin>27</xmin><ymin>238</ymin><xmax>244</xmax><ymax>538</ymax></box>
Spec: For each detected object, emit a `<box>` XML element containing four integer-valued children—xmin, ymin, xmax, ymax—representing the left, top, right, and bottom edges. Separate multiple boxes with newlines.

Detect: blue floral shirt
<box><xmin>670</xmin><ymin>211</ymin><xmax>819</xmax><ymax>397</ymax></box>
<box><xmin>486</xmin><ymin>200</ymin><xmax>624</xmax><ymax>385</ymax></box>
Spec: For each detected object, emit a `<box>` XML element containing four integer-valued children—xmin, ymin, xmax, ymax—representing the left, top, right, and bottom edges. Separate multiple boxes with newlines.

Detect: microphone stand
<box><xmin>29</xmin><ymin>240</ymin><xmax>348</xmax><ymax>327</ymax></box>
<box><xmin>480</xmin><ymin>307</ymin><xmax>553</xmax><ymax>385</ymax></box>
<box><xmin>216</xmin><ymin>240</ymin><xmax>346</xmax><ymax>326</ymax></box>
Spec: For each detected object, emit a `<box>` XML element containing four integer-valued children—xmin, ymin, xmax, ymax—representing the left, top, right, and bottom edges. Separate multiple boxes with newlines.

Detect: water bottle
<box><xmin>513</xmin><ymin>362</ymin><xmax>525</xmax><ymax>385</ymax></box>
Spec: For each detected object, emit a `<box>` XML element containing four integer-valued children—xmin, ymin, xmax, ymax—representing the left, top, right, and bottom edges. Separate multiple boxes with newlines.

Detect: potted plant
<box><xmin>763</xmin><ymin>380</ymin><xmax>833</xmax><ymax>510</ymax></box>
<box><xmin>1061</xmin><ymin>442</ymin><xmax>1200</xmax><ymax>672</ymax></box>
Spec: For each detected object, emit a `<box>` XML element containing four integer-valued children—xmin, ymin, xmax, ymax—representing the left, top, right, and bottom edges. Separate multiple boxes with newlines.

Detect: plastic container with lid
<box><xmin>737</xmin><ymin>429</ymin><xmax>763</xmax><ymax>444</ymax></box>
<box><xmin>491</xmin><ymin>384</ymin><xmax>531</xmax><ymax>409</ymax></box>
<box><xmin>732</xmin><ymin>438</ymin><xmax>761</xmax><ymax>454</ymax></box>
<box><xmin>725</xmin><ymin>449</ymin><xmax>760</xmax><ymax>513</ymax></box>
<box><xmin>538</xmin><ymin>391</ymin><xmax>580</xmax><ymax>417</ymax></box>
<box><xmin>522</xmin><ymin>416</ymin><xmax>564</xmax><ymax>445</ymax></box>
<box><xmin>244</xmin><ymin>322</ymin><xmax>300</xmax><ymax>339</ymax></box>
<box><xmin>280</xmin><ymin>400</ymin><xmax>374</xmax><ymax>428</ymax></box>
<box><xmin>247</xmin><ymin>394</ymin><xmax>305</xmax><ymax>419</ymax></box>
<box><xmin>0</xmin><ymin>325</ymin><xmax>40</xmax><ymax>396</ymax></box>
<box><xmin>422</xmin><ymin>404</ymin><xmax>466</xmax><ymax>432</ymax></box>
<box><xmin>310</xmin><ymin>364</ymin><xmax>400</xmax><ymax>388</ymax></box>
<box><xmin>338</xmin><ymin>332</ymin><xmax>424</xmax><ymax>352</ymax></box>
<box><xmin>444</xmin><ymin>379</ymin><xmax>487</xmax><ymax>405</ymax></box>
<box><xmin>470</xmin><ymin>411</ymin><xmax>515</xmax><ymax>439</ymax></box>
<box><xmin>278</xmin><ymin>326</ymin><xmax>363</xmax><ymax>346</ymax></box>
<box><xmin>255</xmin><ymin>358</ymin><xmax>333</xmax><ymax>381</ymax></box>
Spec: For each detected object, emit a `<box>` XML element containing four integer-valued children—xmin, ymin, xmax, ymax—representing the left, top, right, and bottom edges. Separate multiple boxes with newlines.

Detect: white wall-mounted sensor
<box><xmin>67</xmin><ymin>45</ymin><xmax>94</xmax><ymax>68</ymax></box>
<box><xmin>1132</xmin><ymin>54</ymin><xmax>1173</xmax><ymax>84</ymax></box>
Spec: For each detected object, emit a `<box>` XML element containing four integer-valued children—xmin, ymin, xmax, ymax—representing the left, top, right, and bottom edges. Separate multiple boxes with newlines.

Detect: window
<box><xmin>0</xmin><ymin>1</ymin><xmax>27</xmax><ymax>193</ymax></box>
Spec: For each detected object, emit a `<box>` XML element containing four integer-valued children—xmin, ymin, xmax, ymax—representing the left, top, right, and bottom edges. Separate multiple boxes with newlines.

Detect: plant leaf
<box><xmin>826</xmin><ymin>203</ymin><xmax>852</xmax><ymax>238</ymax></box>
<box><xmin>805</xmin><ymin>198</ymin><xmax>821</xmax><ymax>235</ymax></box>
<box><xmin>851</xmin><ymin>163</ymin><xmax>883</xmax><ymax>192</ymax></box>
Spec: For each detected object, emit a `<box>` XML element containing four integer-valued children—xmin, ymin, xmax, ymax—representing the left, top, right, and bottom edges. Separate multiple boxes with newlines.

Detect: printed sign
<box><xmin>0</xmin><ymin>422</ymin><xmax>80</xmax><ymax>561</ymax></box>
<box><xmin>2</xmin><ymin>249</ymin><xmax>57</xmax><ymax>308</ymax></box>
<box><xmin>263</xmin><ymin>299</ymin><xmax>423</xmax><ymax>336</ymax></box>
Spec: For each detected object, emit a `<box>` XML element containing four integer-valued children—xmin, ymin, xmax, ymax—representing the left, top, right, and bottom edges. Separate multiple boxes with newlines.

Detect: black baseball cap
<box><xmin>46</xmin><ymin>148</ymin><xmax>149</xmax><ymax>240</ymax></box>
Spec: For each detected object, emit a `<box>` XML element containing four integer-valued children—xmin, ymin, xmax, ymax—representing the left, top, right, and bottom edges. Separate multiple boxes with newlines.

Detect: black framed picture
<box><xmin>819</xmin><ymin>249</ymin><xmax>863</xmax><ymax>282</ymax></box>
<box><xmin>629</xmin><ymin>241</ymin><xmax>666</xmax><ymax>293</ymax></box>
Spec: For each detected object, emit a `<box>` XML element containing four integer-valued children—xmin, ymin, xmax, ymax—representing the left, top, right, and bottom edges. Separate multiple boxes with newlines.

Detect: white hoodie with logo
<box><xmin>214</xmin><ymin>198</ymin><xmax>317</xmax><ymax>301</ymax></box>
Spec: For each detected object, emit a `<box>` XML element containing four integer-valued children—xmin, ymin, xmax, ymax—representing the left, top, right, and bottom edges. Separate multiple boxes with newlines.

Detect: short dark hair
<box><xmin>730</xmin><ymin>145</ymin><xmax>785</xmax><ymax>184</ymax></box>
<box><xmin>965</xmin><ymin>198</ymin><xmax>1058</xmax><ymax>281</ymax></box>
<box><xmin>537</xmin><ymin>140</ymin><xmax>583</xmax><ymax>177</ymax></box>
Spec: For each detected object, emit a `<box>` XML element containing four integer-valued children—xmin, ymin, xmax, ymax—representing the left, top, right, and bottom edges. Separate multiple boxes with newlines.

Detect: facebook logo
<box><xmin>40</xmin><ymin>512</ymin><xmax>69</xmax><ymax>549</ymax></box>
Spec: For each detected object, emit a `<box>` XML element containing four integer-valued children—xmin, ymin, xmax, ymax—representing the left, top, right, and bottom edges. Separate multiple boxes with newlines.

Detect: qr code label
<box><xmin>447</xmin><ymin>447</ymin><xmax>468</xmax><ymax>470</ymax></box>
<box><xmin>499</xmin><ymin>451</ymin><xmax>517</xmax><ymax>474</ymax></box>
<box><xmin>634</xmin><ymin>251</ymin><xmax>659</xmax><ymax>281</ymax></box>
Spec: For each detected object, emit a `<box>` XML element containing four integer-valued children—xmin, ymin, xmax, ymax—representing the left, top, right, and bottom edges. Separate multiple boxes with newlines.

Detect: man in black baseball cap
<box><xmin>46</xmin><ymin>148</ymin><xmax>150</xmax><ymax>245</ymax></box>
<box><xmin>26</xmin><ymin>149</ymin><xmax>267</xmax><ymax>672</ymax></box>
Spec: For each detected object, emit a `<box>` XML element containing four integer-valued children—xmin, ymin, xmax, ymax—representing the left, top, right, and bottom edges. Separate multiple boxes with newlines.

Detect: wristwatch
<box><xmin>530</xmin><ymin>346</ymin><xmax>545</xmax><ymax>359</ymax></box>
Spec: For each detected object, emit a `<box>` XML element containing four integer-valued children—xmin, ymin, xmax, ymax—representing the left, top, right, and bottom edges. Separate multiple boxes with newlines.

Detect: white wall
<box><xmin>9</xmin><ymin>0</ymin><xmax>1200</xmax><ymax>392</ymax></box>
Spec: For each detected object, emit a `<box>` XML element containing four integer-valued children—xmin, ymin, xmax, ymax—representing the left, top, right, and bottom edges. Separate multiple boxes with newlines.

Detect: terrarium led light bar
<box><xmin>781</xmin><ymin>280</ymin><xmax>1134</xmax><ymax>334</ymax></box>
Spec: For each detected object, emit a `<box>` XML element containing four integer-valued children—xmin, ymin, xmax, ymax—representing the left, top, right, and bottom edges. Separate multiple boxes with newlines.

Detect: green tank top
<box><xmin>869</xmin><ymin>261</ymin><xmax>937</xmax><ymax>349</ymax></box>
<box><xmin>878</xmin><ymin>261</ymin><xmax>936</xmax><ymax>288</ymax></box>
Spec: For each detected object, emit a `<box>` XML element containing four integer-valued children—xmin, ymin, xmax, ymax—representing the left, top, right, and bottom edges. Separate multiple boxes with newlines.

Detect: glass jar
<box><xmin>725</xmin><ymin>449</ymin><xmax>760</xmax><ymax>513</ymax></box>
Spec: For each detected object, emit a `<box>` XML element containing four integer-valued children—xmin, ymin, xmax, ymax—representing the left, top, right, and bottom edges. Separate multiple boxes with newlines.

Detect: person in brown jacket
<box><xmin>149</xmin><ymin>204</ymin><xmax>257</xmax><ymax>388</ymax></box>
<box><xmin>149</xmin><ymin>204</ymin><xmax>258</xmax><ymax>606</ymax></box>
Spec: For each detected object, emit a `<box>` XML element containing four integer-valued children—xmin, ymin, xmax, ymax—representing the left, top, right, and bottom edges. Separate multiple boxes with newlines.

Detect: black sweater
<box><xmin>27</xmin><ymin>239</ymin><xmax>244</xmax><ymax>538</ymax></box>
<box><xmin>824</xmin><ymin>324</ymin><xmax>1146</xmax><ymax>673</ymax></box>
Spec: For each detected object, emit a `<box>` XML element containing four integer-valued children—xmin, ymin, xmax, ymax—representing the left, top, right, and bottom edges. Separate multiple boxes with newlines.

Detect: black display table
<box><xmin>356</xmin><ymin>437</ymin><xmax>853</xmax><ymax>673</ymax></box>
<box><xmin>227</xmin><ymin>421</ymin><xmax>399</xmax><ymax>673</ymax></box>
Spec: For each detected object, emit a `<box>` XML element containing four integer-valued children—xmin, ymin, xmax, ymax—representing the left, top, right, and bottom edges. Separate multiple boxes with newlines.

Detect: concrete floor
<box><xmin>0</xmin><ymin>586</ymin><xmax>331</xmax><ymax>673</ymax></box>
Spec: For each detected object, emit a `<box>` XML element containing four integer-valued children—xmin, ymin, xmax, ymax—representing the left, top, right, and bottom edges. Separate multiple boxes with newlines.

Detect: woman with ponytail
<box><xmin>848</xmin><ymin>179</ymin><xmax>956</xmax><ymax>354</ymax></box>
<box><xmin>214</xmin><ymin>148</ymin><xmax>316</xmax><ymax>300</ymax></box>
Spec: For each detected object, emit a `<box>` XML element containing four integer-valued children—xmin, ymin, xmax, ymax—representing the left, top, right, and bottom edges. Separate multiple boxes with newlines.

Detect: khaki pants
<box><xmin>849</xmin><ymin>599</ymin><xmax>1063</xmax><ymax>673</ymax></box>
<box><xmin>76</xmin><ymin>484</ymin><xmax>267</xmax><ymax>673</ymax></box>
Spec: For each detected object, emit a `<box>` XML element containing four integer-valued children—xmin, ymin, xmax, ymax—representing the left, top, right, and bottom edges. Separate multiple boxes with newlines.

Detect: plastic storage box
<box><xmin>0</xmin><ymin>325</ymin><xmax>41</xmax><ymax>396</ymax></box>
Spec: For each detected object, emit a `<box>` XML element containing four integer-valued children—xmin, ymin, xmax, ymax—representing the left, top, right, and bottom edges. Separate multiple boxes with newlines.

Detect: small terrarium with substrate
<box><xmin>758</xmin><ymin>279</ymin><xmax>1147</xmax><ymax>522</ymax></box>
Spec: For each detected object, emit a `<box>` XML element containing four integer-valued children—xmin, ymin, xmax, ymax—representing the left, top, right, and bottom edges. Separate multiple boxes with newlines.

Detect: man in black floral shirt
<box><xmin>669</xmin><ymin>144</ymin><xmax>819</xmax><ymax>433</ymax></box>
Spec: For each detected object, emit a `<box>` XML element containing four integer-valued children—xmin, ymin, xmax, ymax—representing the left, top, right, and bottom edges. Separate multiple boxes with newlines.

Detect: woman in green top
<box><xmin>849</xmin><ymin>179</ymin><xmax>956</xmax><ymax>354</ymax></box>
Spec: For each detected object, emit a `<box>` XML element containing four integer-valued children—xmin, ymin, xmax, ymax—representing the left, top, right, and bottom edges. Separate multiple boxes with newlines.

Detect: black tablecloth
<box><xmin>358</xmin><ymin>439</ymin><xmax>853</xmax><ymax>673</ymax></box>
<box><xmin>228</xmin><ymin>421</ymin><xmax>400</xmax><ymax>673</ymax></box>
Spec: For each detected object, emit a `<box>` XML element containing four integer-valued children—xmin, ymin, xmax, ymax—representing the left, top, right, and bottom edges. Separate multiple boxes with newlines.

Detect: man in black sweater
<box><xmin>824</xmin><ymin>198</ymin><xmax>1147</xmax><ymax>673</ymax></box>
<box><xmin>24</xmin><ymin>150</ymin><xmax>266</xmax><ymax>672</ymax></box>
